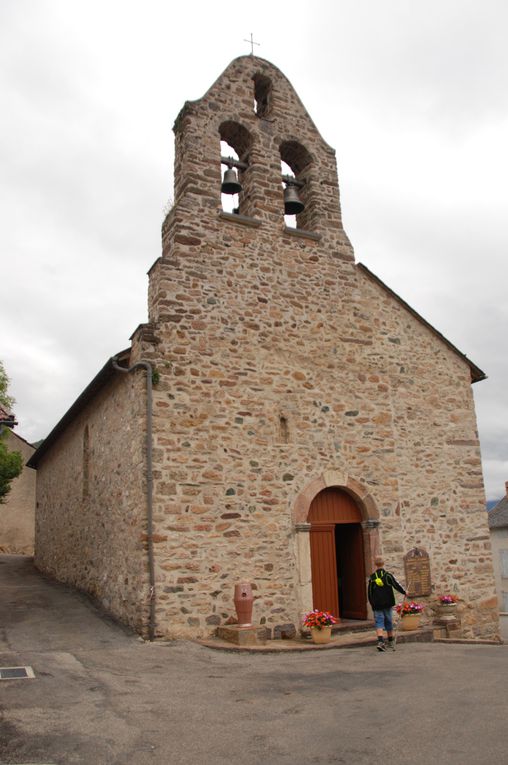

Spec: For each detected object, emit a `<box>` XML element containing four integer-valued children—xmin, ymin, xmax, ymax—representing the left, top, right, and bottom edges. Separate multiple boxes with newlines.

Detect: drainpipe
<box><xmin>111</xmin><ymin>356</ymin><xmax>156</xmax><ymax>641</ymax></box>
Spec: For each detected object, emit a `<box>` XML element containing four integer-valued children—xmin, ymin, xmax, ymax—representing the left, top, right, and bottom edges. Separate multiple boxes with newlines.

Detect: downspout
<box><xmin>111</xmin><ymin>356</ymin><xmax>156</xmax><ymax>641</ymax></box>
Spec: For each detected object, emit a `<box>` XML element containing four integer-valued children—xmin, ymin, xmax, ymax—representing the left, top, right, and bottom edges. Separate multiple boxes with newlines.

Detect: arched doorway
<box><xmin>308</xmin><ymin>487</ymin><xmax>367</xmax><ymax>620</ymax></box>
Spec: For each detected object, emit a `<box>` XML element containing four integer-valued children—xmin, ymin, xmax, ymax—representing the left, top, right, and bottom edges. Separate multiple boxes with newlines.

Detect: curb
<box><xmin>196</xmin><ymin>627</ymin><xmax>434</xmax><ymax>654</ymax></box>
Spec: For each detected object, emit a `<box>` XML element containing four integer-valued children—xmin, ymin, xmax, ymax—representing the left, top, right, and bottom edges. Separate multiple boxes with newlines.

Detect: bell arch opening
<box><xmin>253</xmin><ymin>73</ymin><xmax>272</xmax><ymax>118</ymax></box>
<box><xmin>219</xmin><ymin>121</ymin><xmax>253</xmax><ymax>216</ymax></box>
<box><xmin>280</xmin><ymin>139</ymin><xmax>314</xmax><ymax>231</ymax></box>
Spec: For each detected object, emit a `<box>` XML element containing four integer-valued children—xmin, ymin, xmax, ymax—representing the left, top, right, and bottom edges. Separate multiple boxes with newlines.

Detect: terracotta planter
<box><xmin>310</xmin><ymin>626</ymin><xmax>332</xmax><ymax>644</ymax></box>
<box><xmin>401</xmin><ymin>614</ymin><xmax>421</xmax><ymax>631</ymax></box>
<box><xmin>233</xmin><ymin>583</ymin><xmax>253</xmax><ymax>626</ymax></box>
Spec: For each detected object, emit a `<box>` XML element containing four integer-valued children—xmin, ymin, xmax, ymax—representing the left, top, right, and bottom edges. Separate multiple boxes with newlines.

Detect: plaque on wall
<box><xmin>404</xmin><ymin>547</ymin><xmax>432</xmax><ymax>597</ymax></box>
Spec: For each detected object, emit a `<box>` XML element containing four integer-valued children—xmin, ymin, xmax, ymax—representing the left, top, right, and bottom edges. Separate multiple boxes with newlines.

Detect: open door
<box><xmin>309</xmin><ymin>524</ymin><xmax>339</xmax><ymax>616</ymax></box>
<box><xmin>309</xmin><ymin>488</ymin><xmax>367</xmax><ymax>620</ymax></box>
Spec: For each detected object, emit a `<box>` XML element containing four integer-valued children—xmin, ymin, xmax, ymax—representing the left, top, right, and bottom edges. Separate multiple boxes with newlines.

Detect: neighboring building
<box><xmin>488</xmin><ymin>482</ymin><xmax>508</xmax><ymax>640</ymax></box>
<box><xmin>0</xmin><ymin>411</ymin><xmax>36</xmax><ymax>554</ymax></box>
<box><xmin>29</xmin><ymin>56</ymin><xmax>499</xmax><ymax>641</ymax></box>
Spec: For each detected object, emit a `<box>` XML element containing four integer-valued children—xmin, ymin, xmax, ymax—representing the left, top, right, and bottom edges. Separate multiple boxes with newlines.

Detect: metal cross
<box><xmin>243</xmin><ymin>33</ymin><xmax>260</xmax><ymax>56</ymax></box>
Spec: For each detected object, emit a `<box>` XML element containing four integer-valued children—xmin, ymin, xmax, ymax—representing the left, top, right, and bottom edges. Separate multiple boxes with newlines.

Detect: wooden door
<box><xmin>308</xmin><ymin>488</ymin><xmax>365</xmax><ymax>620</ymax></box>
<box><xmin>309</xmin><ymin>524</ymin><xmax>339</xmax><ymax>617</ymax></box>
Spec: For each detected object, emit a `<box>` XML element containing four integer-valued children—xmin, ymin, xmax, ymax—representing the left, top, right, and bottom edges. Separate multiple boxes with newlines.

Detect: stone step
<box><xmin>200</xmin><ymin>626</ymin><xmax>434</xmax><ymax>653</ymax></box>
<box><xmin>300</xmin><ymin>618</ymin><xmax>374</xmax><ymax>641</ymax></box>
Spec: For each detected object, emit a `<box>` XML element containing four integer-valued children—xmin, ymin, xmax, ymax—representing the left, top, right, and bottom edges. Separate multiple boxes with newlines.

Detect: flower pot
<box><xmin>436</xmin><ymin>603</ymin><xmax>457</xmax><ymax>622</ymax></box>
<box><xmin>310</xmin><ymin>626</ymin><xmax>332</xmax><ymax>644</ymax></box>
<box><xmin>401</xmin><ymin>614</ymin><xmax>421</xmax><ymax>631</ymax></box>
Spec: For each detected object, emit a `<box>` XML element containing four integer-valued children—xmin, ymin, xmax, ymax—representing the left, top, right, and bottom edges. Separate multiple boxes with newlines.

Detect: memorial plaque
<box><xmin>404</xmin><ymin>547</ymin><xmax>432</xmax><ymax>597</ymax></box>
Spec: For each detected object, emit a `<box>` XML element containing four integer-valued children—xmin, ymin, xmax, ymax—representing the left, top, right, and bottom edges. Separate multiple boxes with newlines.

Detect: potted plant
<box><xmin>395</xmin><ymin>601</ymin><xmax>424</xmax><ymax>631</ymax></box>
<box><xmin>436</xmin><ymin>594</ymin><xmax>459</xmax><ymax>620</ymax></box>
<box><xmin>303</xmin><ymin>609</ymin><xmax>337</xmax><ymax>644</ymax></box>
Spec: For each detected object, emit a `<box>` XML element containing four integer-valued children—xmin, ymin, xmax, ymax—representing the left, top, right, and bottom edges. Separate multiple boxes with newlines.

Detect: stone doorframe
<box><xmin>293</xmin><ymin>471</ymin><xmax>381</xmax><ymax>621</ymax></box>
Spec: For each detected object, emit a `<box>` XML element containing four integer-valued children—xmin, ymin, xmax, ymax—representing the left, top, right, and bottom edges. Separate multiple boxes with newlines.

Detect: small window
<box><xmin>279</xmin><ymin>415</ymin><xmax>290</xmax><ymax>444</ymax></box>
<box><xmin>82</xmin><ymin>425</ymin><xmax>90</xmax><ymax>500</ymax></box>
<box><xmin>500</xmin><ymin>549</ymin><xmax>508</xmax><ymax>579</ymax></box>
<box><xmin>502</xmin><ymin>592</ymin><xmax>508</xmax><ymax>612</ymax></box>
<box><xmin>253</xmin><ymin>73</ymin><xmax>272</xmax><ymax>117</ymax></box>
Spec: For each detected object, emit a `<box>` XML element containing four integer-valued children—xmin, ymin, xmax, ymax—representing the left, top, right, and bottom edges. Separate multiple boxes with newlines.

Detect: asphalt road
<box><xmin>1</xmin><ymin>555</ymin><xmax>507</xmax><ymax>765</ymax></box>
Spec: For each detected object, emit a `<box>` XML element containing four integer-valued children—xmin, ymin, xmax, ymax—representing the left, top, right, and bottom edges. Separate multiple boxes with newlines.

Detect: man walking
<box><xmin>368</xmin><ymin>555</ymin><xmax>407</xmax><ymax>651</ymax></box>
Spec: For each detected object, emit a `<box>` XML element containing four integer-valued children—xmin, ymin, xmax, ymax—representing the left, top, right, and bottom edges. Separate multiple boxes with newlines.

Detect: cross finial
<box><xmin>243</xmin><ymin>33</ymin><xmax>260</xmax><ymax>56</ymax></box>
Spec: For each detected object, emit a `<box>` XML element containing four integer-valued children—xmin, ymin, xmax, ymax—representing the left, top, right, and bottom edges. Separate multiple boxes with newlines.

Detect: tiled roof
<box><xmin>488</xmin><ymin>496</ymin><xmax>508</xmax><ymax>529</ymax></box>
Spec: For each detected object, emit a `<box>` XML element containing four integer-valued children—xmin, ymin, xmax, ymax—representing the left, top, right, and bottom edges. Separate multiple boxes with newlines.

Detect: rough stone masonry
<box><xmin>32</xmin><ymin>55</ymin><xmax>499</xmax><ymax>642</ymax></box>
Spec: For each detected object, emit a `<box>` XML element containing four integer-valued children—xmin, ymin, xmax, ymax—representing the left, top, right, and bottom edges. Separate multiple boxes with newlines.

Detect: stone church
<box><xmin>29</xmin><ymin>56</ymin><xmax>499</xmax><ymax>641</ymax></box>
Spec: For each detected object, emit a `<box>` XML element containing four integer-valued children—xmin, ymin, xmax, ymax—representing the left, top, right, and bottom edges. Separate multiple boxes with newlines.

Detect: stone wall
<box><xmin>357</xmin><ymin>268</ymin><xmax>498</xmax><ymax>638</ymax></box>
<box><xmin>35</xmin><ymin>371</ymin><xmax>150</xmax><ymax>635</ymax></box>
<box><xmin>0</xmin><ymin>431</ymin><xmax>35</xmax><ymax>554</ymax></box>
<box><xmin>137</xmin><ymin>56</ymin><xmax>498</xmax><ymax>640</ymax></box>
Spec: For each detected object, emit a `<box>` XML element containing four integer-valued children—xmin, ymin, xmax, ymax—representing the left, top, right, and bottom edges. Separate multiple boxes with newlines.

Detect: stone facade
<box><xmin>34</xmin><ymin>370</ymin><xmax>150</xmax><ymax>635</ymax></box>
<box><xmin>32</xmin><ymin>56</ymin><xmax>499</xmax><ymax>641</ymax></box>
<box><xmin>0</xmin><ymin>430</ymin><xmax>35</xmax><ymax>554</ymax></box>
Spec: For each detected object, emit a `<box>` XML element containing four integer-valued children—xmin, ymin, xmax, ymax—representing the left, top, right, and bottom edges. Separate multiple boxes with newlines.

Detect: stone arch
<box><xmin>219</xmin><ymin>120</ymin><xmax>252</xmax><ymax>159</ymax></box>
<box><xmin>293</xmin><ymin>472</ymin><xmax>381</xmax><ymax>621</ymax></box>
<box><xmin>293</xmin><ymin>471</ymin><xmax>380</xmax><ymax>526</ymax></box>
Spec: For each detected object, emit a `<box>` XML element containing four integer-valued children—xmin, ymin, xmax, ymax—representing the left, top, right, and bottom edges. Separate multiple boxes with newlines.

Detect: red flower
<box><xmin>302</xmin><ymin>609</ymin><xmax>338</xmax><ymax>629</ymax></box>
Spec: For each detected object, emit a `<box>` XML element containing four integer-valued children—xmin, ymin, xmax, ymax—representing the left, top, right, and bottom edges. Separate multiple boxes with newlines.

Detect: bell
<box><xmin>221</xmin><ymin>167</ymin><xmax>242</xmax><ymax>195</ymax></box>
<box><xmin>284</xmin><ymin>183</ymin><xmax>305</xmax><ymax>215</ymax></box>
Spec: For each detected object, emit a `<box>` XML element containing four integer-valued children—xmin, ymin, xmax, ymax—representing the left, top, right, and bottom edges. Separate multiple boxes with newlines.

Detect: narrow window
<box><xmin>279</xmin><ymin>415</ymin><xmax>290</xmax><ymax>444</ymax></box>
<box><xmin>82</xmin><ymin>425</ymin><xmax>90</xmax><ymax>500</ymax></box>
<box><xmin>253</xmin><ymin>73</ymin><xmax>272</xmax><ymax>117</ymax></box>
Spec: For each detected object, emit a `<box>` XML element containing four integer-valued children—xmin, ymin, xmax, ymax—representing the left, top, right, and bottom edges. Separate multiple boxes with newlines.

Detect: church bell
<box><xmin>284</xmin><ymin>182</ymin><xmax>305</xmax><ymax>215</ymax></box>
<box><xmin>221</xmin><ymin>167</ymin><xmax>242</xmax><ymax>195</ymax></box>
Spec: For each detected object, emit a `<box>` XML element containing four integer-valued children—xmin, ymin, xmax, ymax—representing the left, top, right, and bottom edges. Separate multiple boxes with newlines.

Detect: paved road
<box><xmin>1</xmin><ymin>555</ymin><xmax>507</xmax><ymax>765</ymax></box>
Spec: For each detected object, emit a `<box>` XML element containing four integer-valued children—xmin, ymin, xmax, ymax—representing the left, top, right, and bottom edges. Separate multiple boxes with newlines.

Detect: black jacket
<box><xmin>367</xmin><ymin>568</ymin><xmax>406</xmax><ymax>610</ymax></box>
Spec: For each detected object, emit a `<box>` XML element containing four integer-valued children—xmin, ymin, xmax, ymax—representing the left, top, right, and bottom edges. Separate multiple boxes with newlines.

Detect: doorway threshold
<box><xmin>331</xmin><ymin>619</ymin><xmax>374</xmax><ymax>633</ymax></box>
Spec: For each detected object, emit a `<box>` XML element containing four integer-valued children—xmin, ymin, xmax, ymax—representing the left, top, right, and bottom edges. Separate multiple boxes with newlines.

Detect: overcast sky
<box><xmin>1</xmin><ymin>0</ymin><xmax>507</xmax><ymax>500</ymax></box>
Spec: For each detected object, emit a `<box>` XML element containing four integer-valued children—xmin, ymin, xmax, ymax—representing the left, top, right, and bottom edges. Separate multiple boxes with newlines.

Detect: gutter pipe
<box><xmin>111</xmin><ymin>356</ymin><xmax>156</xmax><ymax>641</ymax></box>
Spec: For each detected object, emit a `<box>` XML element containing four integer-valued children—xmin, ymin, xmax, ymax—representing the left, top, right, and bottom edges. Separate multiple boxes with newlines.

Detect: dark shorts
<box><xmin>374</xmin><ymin>608</ymin><xmax>394</xmax><ymax>632</ymax></box>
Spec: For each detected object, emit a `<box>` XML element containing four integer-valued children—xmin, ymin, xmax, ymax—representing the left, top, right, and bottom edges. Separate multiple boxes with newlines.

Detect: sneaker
<box><xmin>388</xmin><ymin>641</ymin><xmax>396</xmax><ymax>651</ymax></box>
<box><xmin>376</xmin><ymin>642</ymin><xmax>387</xmax><ymax>652</ymax></box>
